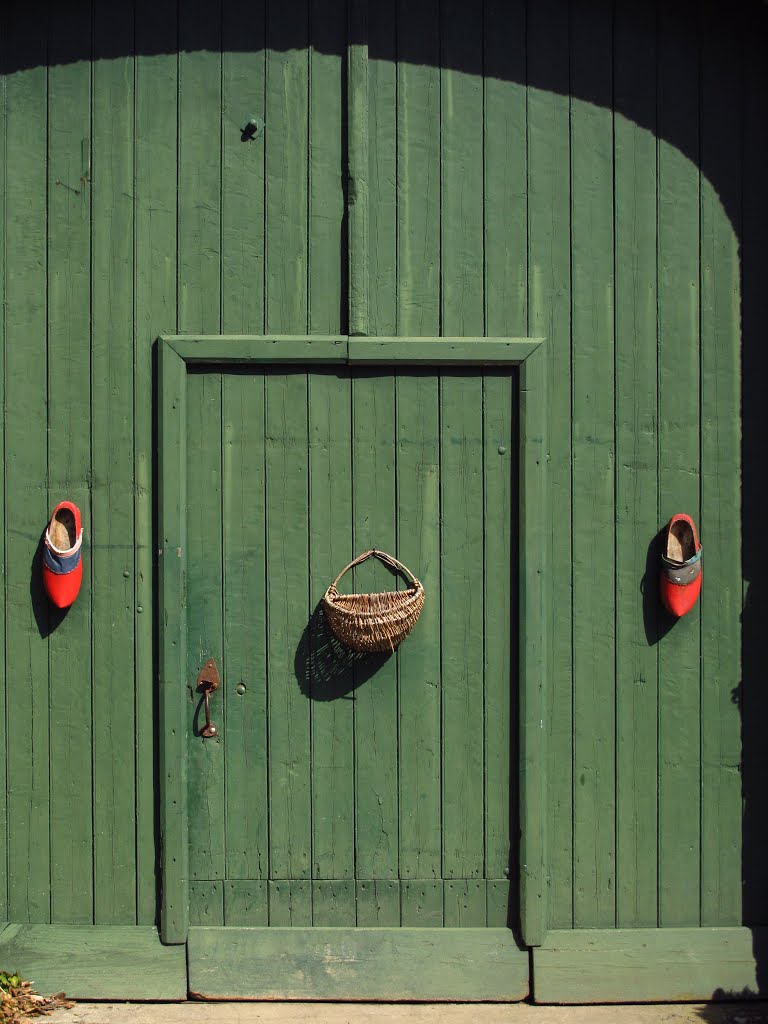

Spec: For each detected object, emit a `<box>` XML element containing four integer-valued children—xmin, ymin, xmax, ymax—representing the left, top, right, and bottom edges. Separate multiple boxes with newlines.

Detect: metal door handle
<box><xmin>197</xmin><ymin>658</ymin><xmax>220</xmax><ymax>738</ymax></box>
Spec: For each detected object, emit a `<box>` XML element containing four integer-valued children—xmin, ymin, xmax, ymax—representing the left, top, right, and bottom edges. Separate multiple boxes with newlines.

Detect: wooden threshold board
<box><xmin>533</xmin><ymin>927</ymin><xmax>767</xmax><ymax>1004</ymax></box>
<box><xmin>187</xmin><ymin>926</ymin><xmax>529</xmax><ymax>1001</ymax></box>
<box><xmin>0</xmin><ymin>925</ymin><xmax>187</xmax><ymax>1000</ymax></box>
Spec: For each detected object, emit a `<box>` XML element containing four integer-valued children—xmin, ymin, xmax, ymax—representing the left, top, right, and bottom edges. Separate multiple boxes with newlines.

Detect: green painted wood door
<box><xmin>181</xmin><ymin>361</ymin><xmax>527</xmax><ymax>999</ymax></box>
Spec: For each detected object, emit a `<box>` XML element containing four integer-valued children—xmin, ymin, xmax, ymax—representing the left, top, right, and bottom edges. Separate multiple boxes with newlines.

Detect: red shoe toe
<box><xmin>43</xmin><ymin>558</ymin><xmax>83</xmax><ymax>609</ymax></box>
<box><xmin>660</xmin><ymin>571</ymin><xmax>702</xmax><ymax>618</ymax></box>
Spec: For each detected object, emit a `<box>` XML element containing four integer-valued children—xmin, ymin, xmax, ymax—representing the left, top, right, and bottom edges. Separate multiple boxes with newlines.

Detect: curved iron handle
<box><xmin>197</xmin><ymin>658</ymin><xmax>220</xmax><ymax>738</ymax></box>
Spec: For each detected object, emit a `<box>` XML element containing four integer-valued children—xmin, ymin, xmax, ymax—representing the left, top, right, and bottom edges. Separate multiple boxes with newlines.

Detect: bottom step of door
<box><xmin>532</xmin><ymin>927</ymin><xmax>766</xmax><ymax>1003</ymax></box>
<box><xmin>0</xmin><ymin>925</ymin><xmax>187</xmax><ymax>1000</ymax></box>
<box><xmin>187</xmin><ymin>927</ymin><xmax>529</xmax><ymax>1001</ymax></box>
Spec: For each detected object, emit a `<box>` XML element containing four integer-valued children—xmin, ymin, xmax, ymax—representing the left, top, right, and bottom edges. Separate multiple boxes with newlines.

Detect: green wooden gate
<box><xmin>158</xmin><ymin>334</ymin><xmax>546</xmax><ymax>999</ymax></box>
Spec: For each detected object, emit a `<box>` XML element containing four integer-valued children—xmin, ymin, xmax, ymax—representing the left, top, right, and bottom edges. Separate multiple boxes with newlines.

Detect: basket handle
<box><xmin>329</xmin><ymin>549</ymin><xmax>421</xmax><ymax>590</ymax></box>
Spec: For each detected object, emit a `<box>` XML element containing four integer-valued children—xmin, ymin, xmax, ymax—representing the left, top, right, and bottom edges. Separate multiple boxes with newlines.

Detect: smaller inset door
<box><xmin>159</xmin><ymin>335</ymin><xmax>548</xmax><ymax>1000</ymax></box>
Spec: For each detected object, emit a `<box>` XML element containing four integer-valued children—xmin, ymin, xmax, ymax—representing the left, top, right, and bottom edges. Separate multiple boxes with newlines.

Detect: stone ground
<box><xmin>44</xmin><ymin>1002</ymin><xmax>768</xmax><ymax>1024</ymax></box>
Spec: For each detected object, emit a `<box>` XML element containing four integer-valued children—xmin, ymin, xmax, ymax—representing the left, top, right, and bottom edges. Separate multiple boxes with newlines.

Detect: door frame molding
<box><xmin>157</xmin><ymin>334</ymin><xmax>549</xmax><ymax>947</ymax></box>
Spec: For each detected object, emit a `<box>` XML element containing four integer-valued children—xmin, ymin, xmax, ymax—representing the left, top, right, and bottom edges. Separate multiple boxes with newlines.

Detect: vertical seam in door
<box><xmin>481</xmin><ymin>373</ymin><xmax>488</xmax><ymax>885</ymax></box>
<box><xmin>219</xmin><ymin>5</ymin><xmax>224</xmax><ymax>335</ymax></box>
<box><xmin>263</xmin><ymin>370</ymin><xmax>271</xmax><ymax>912</ymax></box>
<box><xmin>263</xmin><ymin>0</ymin><xmax>271</xmax><ymax>909</ymax></box>
<box><xmin>437</xmin><ymin>0</ymin><xmax>443</xmax><ymax>342</ymax></box>
<box><xmin>174</xmin><ymin>2</ymin><xmax>180</xmax><ymax>334</ymax></box>
<box><xmin>523</xmin><ymin>0</ymin><xmax>530</xmax><ymax>931</ymax></box>
<box><xmin>481</xmin><ymin>0</ymin><xmax>487</xmax><ymax>888</ymax></box>
<box><xmin>131</xmin><ymin>0</ymin><xmax>139</xmax><ymax>927</ymax></box>
<box><xmin>566</xmin><ymin>0</ymin><xmax>575</xmax><ymax>931</ymax></box>
<box><xmin>305</xmin><ymin>3</ymin><xmax>313</xmax><ymax>912</ymax></box>
<box><xmin>350</xmin><ymin>368</ymin><xmax>358</xmax><ymax>888</ymax></box>
<box><xmin>610</xmin><ymin>0</ymin><xmax>619</xmax><ymax>930</ymax></box>
<box><xmin>437</xmin><ymin>0</ymin><xmax>445</xmax><ymax>903</ymax></box>
<box><xmin>218</xmin><ymin>2</ymin><xmax>227</xmax><ymax>913</ymax></box>
<box><xmin>394</xmin><ymin>0</ymin><xmax>400</xmax><ymax>339</ymax></box>
<box><xmin>306</xmin><ymin>370</ymin><xmax>313</xmax><ymax>897</ymax></box>
<box><xmin>394</xmin><ymin>369</ymin><xmax>400</xmax><ymax>883</ymax></box>
<box><xmin>695</xmin><ymin>10</ymin><xmax>703</xmax><ymax>929</ymax></box>
<box><xmin>654</xmin><ymin>0</ymin><xmax>661</xmax><ymax>929</ymax></box>
<box><xmin>438</xmin><ymin>374</ymin><xmax>444</xmax><ymax>884</ymax></box>
<box><xmin>44</xmin><ymin>38</ymin><xmax>52</xmax><ymax>926</ymax></box>
<box><xmin>88</xmin><ymin>0</ymin><xmax>96</xmax><ymax>925</ymax></box>
<box><xmin>306</xmin><ymin>3</ymin><xmax>311</xmax><ymax>339</ymax></box>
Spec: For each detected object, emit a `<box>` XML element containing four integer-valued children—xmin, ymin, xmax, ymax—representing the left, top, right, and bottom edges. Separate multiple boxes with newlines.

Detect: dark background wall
<box><xmin>0</xmin><ymin>0</ymin><xmax>762</xmax><ymax>934</ymax></box>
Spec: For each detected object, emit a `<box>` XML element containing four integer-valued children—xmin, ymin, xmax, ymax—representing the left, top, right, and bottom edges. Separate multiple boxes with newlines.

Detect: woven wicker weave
<box><xmin>322</xmin><ymin>549</ymin><xmax>425</xmax><ymax>653</ymax></box>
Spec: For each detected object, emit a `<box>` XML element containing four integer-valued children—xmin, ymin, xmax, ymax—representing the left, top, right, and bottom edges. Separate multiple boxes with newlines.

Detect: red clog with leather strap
<box><xmin>42</xmin><ymin>501</ymin><xmax>83</xmax><ymax>609</ymax></box>
<box><xmin>660</xmin><ymin>513</ymin><xmax>702</xmax><ymax>618</ymax></box>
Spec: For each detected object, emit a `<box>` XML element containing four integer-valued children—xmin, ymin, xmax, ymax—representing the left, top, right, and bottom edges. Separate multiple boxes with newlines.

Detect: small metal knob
<box><xmin>241</xmin><ymin>116</ymin><xmax>265</xmax><ymax>142</ymax></box>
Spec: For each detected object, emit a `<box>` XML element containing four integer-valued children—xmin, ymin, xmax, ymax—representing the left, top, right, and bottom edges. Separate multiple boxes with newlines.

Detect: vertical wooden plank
<box><xmin>178</xmin><ymin>0</ymin><xmax>225</xmax><ymax>895</ymax></box>
<box><xmin>367</xmin><ymin>0</ymin><xmax>397</xmax><ymax>337</ymax></box>
<box><xmin>441</xmin><ymin>0</ymin><xmax>483</xmax><ymax>335</ymax></box>
<box><xmin>347</xmin><ymin>0</ymin><xmax>369</xmax><ymax>337</ymax></box>
<box><xmin>486</xmin><ymin>881</ymin><xmax>512</xmax><ymax>927</ymax></box>
<box><xmin>355</xmin><ymin>881</ymin><xmax>400</xmax><ymax>926</ymax></box>
<box><xmin>186</xmin><ymin>373</ymin><xmax>225</xmax><ymax>885</ymax></box>
<box><xmin>484</xmin><ymin>0</ymin><xmax>527</xmax><ymax>339</ymax></box>
<box><xmin>310</xmin><ymin>0</ymin><xmax>345</xmax><ymax>338</ymax></box>
<box><xmin>220</xmin><ymin>0</ymin><xmax>267</xmax><ymax>887</ymax></box>
<box><xmin>444</xmin><ymin>881</ymin><xmax>487</xmax><ymax>927</ymax></box>
<box><xmin>400</xmin><ymin>881</ymin><xmax>443</xmax><ymax>927</ymax></box>
<box><xmin>570</xmin><ymin>0</ymin><xmax>616</xmax><ymax>930</ymax></box>
<box><xmin>222</xmin><ymin>372</ymin><xmax>268</xmax><ymax>881</ymax></box>
<box><xmin>397</xmin><ymin>372</ymin><xmax>441</xmax><ymax>880</ymax></box>
<box><xmin>91</xmin><ymin>0</ymin><xmax>136</xmax><ymax>925</ymax></box>
<box><xmin>312</xmin><ymin>881</ymin><xmax>356</xmax><ymax>926</ymax></box>
<box><xmin>135</xmin><ymin>0</ymin><xmax>178</xmax><ymax>925</ymax></box>
<box><xmin>266</xmin><ymin>371</ymin><xmax>311</xmax><ymax>884</ymax></box>
<box><xmin>189</xmin><ymin>881</ymin><xmax>224</xmax><ymax>926</ymax></box>
<box><xmin>263</xmin><ymin>2</ymin><xmax>310</xmax><ymax>900</ymax></box>
<box><xmin>518</xmin><ymin>342</ymin><xmax>549</xmax><ymax>947</ymax></box>
<box><xmin>699</xmin><ymin>1</ymin><xmax>741</xmax><ymax>928</ymax></box>
<box><xmin>158</xmin><ymin>342</ymin><xmax>188</xmax><ymax>944</ymax></box>
<box><xmin>268</xmin><ymin>881</ymin><xmax>312</xmax><ymax>926</ymax></box>
<box><xmin>483</xmin><ymin>0</ymin><xmax>526</xmax><ymax>911</ymax></box>
<box><xmin>394</xmin><ymin>0</ymin><xmax>440</xmax><ymax>888</ymax></box>
<box><xmin>265</xmin><ymin>0</ymin><xmax>309</xmax><ymax>335</ymax></box>
<box><xmin>4</xmin><ymin>24</ymin><xmax>50</xmax><ymax>925</ymax></box>
<box><xmin>47</xmin><ymin>3</ymin><xmax>93</xmax><ymax>925</ymax></box>
<box><xmin>397</xmin><ymin>0</ymin><xmax>439</xmax><ymax>338</ymax></box>
<box><xmin>309</xmin><ymin>369</ymin><xmax>354</xmax><ymax>880</ymax></box>
<box><xmin>614</xmin><ymin>4</ymin><xmax>659</xmax><ymax>930</ymax></box>
<box><xmin>353</xmin><ymin>372</ymin><xmax>398</xmax><ymax>879</ymax></box>
<box><xmin>224</xmin><ymin>881</ymin><xmax>268</xmax><ymax>926</ymax></box>
<box><xmin>308</xmin><ymin>0</ymin><xmax>353</xmax><ymax>888</ymax></box>
<box><xmin>440</xmin><ymin>373</ymin><xmax>484</xmax><ymax>880</ymax></box>
<box><xmin>178</xmin><ymin>0</ymin><xmax>222</xmax><ymax>335</ymax></box>
<box><xmin>222</xmin><ymin>0</ymin><xmax>266</xmax><ymax>336</ymax></box>
<box><xmin>657</xmin><ymin>2</ymin><xmax>701</xmax><ymax>928</ymax></box>
<box><xmin>440</xmin><ymin>1</ymin><xmax>485</xmax><ymax>887</ymax></box>
<box><xmin>527</xmin><ymin>0</ymin><xmax>573</xmax><ymax>930</ymax></box>
<box><xmin>483</xmin><ymin>374</ymin><xmax>516</xmax><ymax>883</ymax></box>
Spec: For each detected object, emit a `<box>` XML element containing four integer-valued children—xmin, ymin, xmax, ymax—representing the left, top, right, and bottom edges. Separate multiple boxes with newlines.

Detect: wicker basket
<box><xmin>322</xmin><ymin>549</ymin><xmax>425</xmax><ymax>653</ymax></box>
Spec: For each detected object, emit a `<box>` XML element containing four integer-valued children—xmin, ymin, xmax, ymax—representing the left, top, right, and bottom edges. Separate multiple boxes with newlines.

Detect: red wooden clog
<box><xmin>660</xmin><ymin>513</ymin><xmax>702</xmax><ymax>618</ymax></box>
<box><xmin>42</xmin><ymin>501</ymin><xmax>83</xmax><ymax>609</ymax></box>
